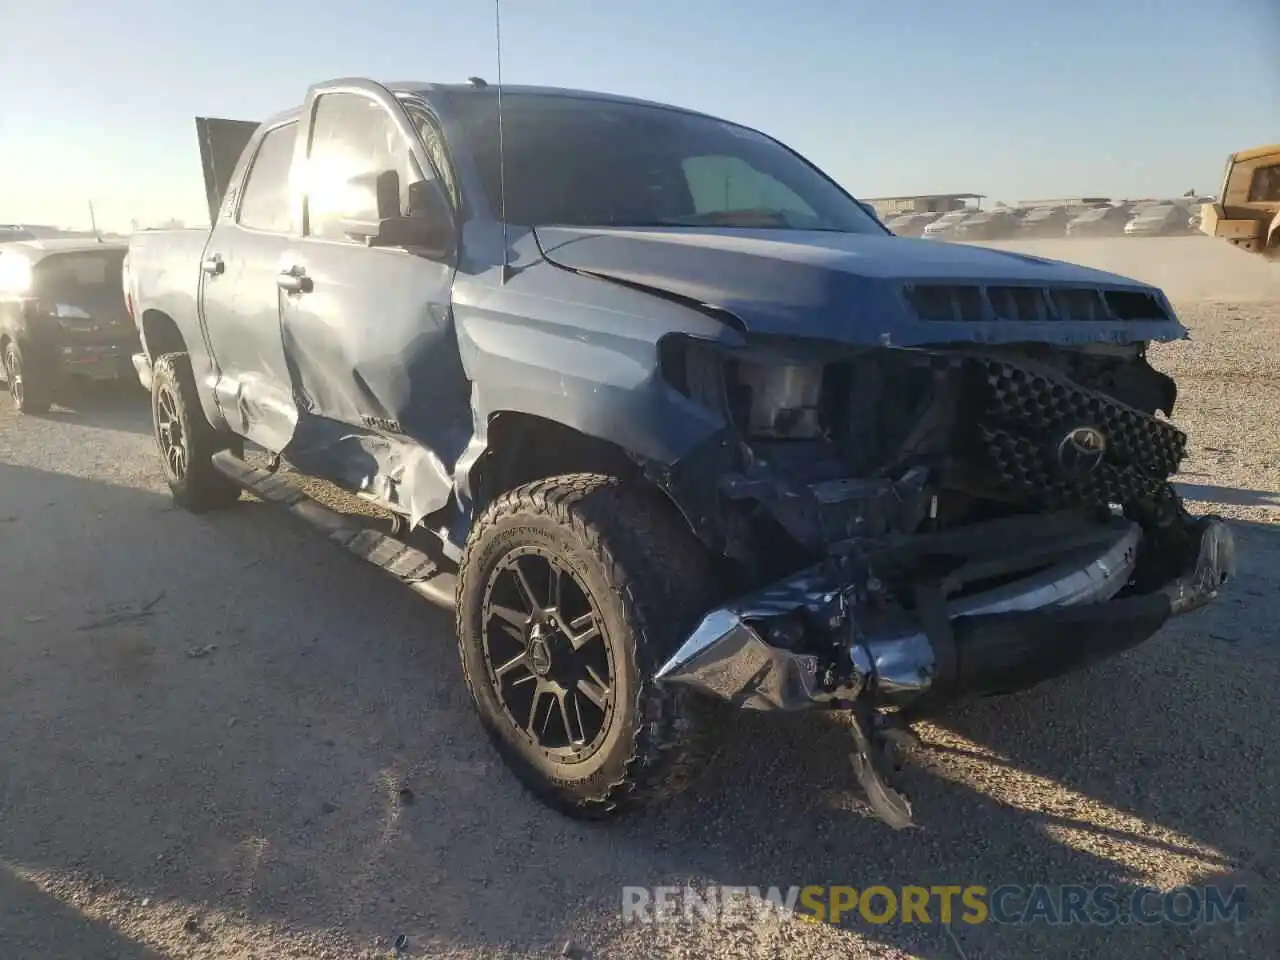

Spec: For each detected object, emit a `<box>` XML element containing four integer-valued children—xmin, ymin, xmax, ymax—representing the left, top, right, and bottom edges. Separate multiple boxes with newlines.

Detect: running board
<box><xmin>211</xmin><ymin>451</ymin><xmax>458</xmax><ymax>610</ymax></box>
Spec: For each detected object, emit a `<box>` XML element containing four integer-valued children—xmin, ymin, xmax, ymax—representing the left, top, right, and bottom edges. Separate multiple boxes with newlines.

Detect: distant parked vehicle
<box><xmin>1016</xmin><ymin>205</ymin><xmax>1074</xmax><ymax>238</ymax></box>
<box><xmin>884</xmin><ymin>211</ymin><xmax>940</xmax><ymax>237</ymax></box>
<box><xmin>1065</xmin><ymin>204</ymin><xmax>1134</xmax><ymax>237</ymax></box>
<box><xmin>0</xmin><ymin>225</ymin><xmax>36</xmax><ymax>244</ymax></box>
<box><xmin>1124</xmin><ymin>204</ymin><xmax>1195</xmax><ymax>237</ymax></box>
<box><xmin>0</xmin><ymin>239</ymin><xmax>137</xmax><ymax>413</ymax></box>
<box><xmin>922</xmin><ymin>208</ymin><xmax>978</xmax><ymax>239</ymax></box>
<box><xmin>949</xmin><ymin>208</ymin><xmax>1022</xmax><ymax>241</ymax></box>
<box><xmin>1200</xmin><ymin>143</ymin><xmax>1280</xmax><ymax>261</ymax></box>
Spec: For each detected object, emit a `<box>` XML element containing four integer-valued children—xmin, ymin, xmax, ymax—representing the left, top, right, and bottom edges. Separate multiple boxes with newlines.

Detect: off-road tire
<box><xmin>3</xmin><ymin>338</ymin><xmax>51</xmax><ymax>414</ymax></box>
<box><xmin>151</xmin><ymin>352</ymin><xmax>243</xmax><ymax>512</ymax></box>
<box><xmin>456</xmin><ymin>474</ymin><xmax>724</xmax><ymax>819</ymax></box>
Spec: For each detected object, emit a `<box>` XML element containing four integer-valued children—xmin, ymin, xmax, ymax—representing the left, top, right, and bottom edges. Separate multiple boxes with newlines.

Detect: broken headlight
<box><xmin>732</xmin><ymin>359</ymin><xmax>826</xmax><ymax>440</ymax></box>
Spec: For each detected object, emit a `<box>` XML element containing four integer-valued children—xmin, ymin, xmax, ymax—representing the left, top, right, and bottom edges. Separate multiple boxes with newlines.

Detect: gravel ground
<box><xmin>1</xmin><ymin>238</ymin><xmax>1277</xmax><ymax>959</ymax></box>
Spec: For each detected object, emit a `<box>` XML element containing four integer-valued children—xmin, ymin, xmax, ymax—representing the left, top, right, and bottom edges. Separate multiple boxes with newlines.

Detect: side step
<box><xmin>211</xmin><ymin>451</ymin><xmax>458</xmax><ymax>610</ymax></box>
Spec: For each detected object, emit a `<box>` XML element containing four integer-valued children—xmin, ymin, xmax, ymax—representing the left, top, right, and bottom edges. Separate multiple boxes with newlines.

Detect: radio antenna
<box><xmin>88</xmin><ymin>200</ymin><xmax>102</xmax><ymax>243</ymax></box>
<box><xmin>495</xmin><ymin>0</ymin><xmax>511</xmax><ymax>283</ymax></box>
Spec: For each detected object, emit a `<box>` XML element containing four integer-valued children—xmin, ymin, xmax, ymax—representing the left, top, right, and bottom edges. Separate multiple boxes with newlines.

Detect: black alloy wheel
<box><xmin>154</xmin><ymin>380</ymin><xmax>188</xmax><ymax>482</ymax></box>
<box><xmin>481</xmin><ymin>546</ymin><xmax>615</xmax><ymax>762</ymax></box>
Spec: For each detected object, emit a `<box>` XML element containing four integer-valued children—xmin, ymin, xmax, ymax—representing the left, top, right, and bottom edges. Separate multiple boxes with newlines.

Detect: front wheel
<box><xmin>151</xmin><ymin>352</ymin><xmax>243</xmax><ymax>512</ymax></box>
<box><xmin>3</xmin><ymin>339</ymin><xmax>51</xmax><ymax>414</ymax></box>
<box><xmin>456</xmin><ymin>474</ymin><xmax>724</xmax><ymax>819</ymax></box>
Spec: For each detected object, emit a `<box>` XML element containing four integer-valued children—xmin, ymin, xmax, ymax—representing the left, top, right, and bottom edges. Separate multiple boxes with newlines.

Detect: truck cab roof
<box><xmin>257</xmin><ymin>80</ymin><xmax>723</xmax><ymax>130</ymax></box>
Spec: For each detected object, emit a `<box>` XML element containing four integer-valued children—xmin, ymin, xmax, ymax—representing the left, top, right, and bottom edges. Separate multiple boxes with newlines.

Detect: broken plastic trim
<box><xmin>654</xmin><ymin>516</ymin><xmax>1237</xmax><ymax>712</ymax></box>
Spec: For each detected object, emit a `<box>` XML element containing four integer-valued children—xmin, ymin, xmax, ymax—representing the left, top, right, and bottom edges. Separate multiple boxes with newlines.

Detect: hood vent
<box><xmin>905</xmin><ymin>284</ymin><xmax>1171</xmax><ymax>324</ymax></box>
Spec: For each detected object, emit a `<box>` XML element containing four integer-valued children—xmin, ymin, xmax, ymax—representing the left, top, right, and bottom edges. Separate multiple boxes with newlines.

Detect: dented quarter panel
<box><xmin>533</xmin><ymin>226</ymin><xmax>1189</xmax><ymax>347</ymax></box>
<box><xmin>128</xmin><ymin>229</ymin><xmax>228</xmax><ymax>431</ymax></box>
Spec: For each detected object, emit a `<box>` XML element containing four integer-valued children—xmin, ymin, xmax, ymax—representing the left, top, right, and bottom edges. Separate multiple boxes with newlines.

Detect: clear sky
<box><xmin>2</xmin><ymin>0</ymin><xmax>1277</xmax><ymax>231</ymax></box>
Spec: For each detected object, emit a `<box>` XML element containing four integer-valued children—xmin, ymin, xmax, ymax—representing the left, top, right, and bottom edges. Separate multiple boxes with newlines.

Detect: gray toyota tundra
<box><xmin>122</xmin><ymin>76</ymin><xmax>1235</xmax><ymax>825</ymax></box>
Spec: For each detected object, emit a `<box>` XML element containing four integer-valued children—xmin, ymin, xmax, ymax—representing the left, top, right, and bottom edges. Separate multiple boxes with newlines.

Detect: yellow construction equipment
<box><xmin>1200</xmin><ymin>144</ymin><xmax>1280</xmax><ymax>259</ymax></box>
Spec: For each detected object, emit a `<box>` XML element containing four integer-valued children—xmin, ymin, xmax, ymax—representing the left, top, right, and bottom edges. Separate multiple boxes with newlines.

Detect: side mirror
<box><xmin>339</xmin><ymin>170</ymin><xmax>455</xmax><ymax>258</ymax></box>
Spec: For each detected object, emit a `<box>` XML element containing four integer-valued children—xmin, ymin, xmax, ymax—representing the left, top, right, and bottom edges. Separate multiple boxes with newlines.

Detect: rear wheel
<box><xmin>456</xmin><ymin>474</ymin><xmax>724</xmax><ymax>819</ymax></box>
<box><xmin>151</xmin><ymin>352</ymin><xmax>242</xmax><ymax>512</ymax></box>
<box><xmin>3</xmin><ymin>339</ymin><xmax>51</xmax><ymax>414</ymax></box>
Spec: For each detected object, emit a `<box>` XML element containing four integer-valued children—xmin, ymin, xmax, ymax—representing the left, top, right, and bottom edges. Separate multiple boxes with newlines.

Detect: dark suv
<box><xmin>1</xmin><ymin>239</ymin><xmax>137</xmax><ymax>413</ymax></box>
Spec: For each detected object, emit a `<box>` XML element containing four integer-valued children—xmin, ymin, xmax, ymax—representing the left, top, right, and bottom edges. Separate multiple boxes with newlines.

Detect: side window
<box><xmin>237</xmin><ymin>123</ymin><xmax>297</xmax><ymax>234</ymax></box>
<box><xmin>1248</xmin><ymin>163</ymin><xmax>1280</xmax><ymax>203</ymax></box>
<box><xmin>410</xmin><ymin>110</ymin><xmax>457</xmax><ymax>207</ymax></box>
<box><xmin>682</xmin><ymin>155</ymin><xmax>817</xmax><ymax>219</ymax></box>
<box><xmin>305</xmin><ymin>93</ymin><xmax>427</xmax><ymax>242</ymax></box>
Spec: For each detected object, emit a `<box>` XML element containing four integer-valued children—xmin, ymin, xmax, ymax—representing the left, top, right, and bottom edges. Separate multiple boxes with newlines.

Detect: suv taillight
<box><xmin>122</xmin><ymin>253</ymin><xmax>134</xmax><ymax>318</ymax></box>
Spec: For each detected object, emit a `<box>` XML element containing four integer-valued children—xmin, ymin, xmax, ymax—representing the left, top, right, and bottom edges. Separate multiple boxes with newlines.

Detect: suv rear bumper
<box><xmin>656</xmin><ymin>514</ymin><xmax>1235</xmax><ymax>712</ymax></box>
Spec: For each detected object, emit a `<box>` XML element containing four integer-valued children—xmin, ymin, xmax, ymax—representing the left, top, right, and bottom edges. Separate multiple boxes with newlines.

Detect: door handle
<box><xmin>277</xmin><ymin>267</ymin><xmax>313</xmax><ymax>294</ymax></box>
<box><xmin>201</xmin><ymin>254</ymin><xmax>224</xmax><ymax>276</ymax></box>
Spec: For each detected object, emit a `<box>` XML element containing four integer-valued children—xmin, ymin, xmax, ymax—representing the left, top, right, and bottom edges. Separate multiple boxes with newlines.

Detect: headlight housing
<box><xmin>658</xmin><ymin>334</ymin><xmax>830</xmax><ymax>442</ymax></box>
<box><xmin>732</xmin><ymin>359</ymin><xmax>825</xmax><ymax>440</ymax></box>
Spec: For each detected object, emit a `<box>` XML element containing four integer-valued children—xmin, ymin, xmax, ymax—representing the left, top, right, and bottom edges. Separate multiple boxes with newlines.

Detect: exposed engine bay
<box><xmin>655</xmin><ymin>333</ymin><xmax>1234</xmax><ymax>827</ymax></box>
<box><xmin>661</xmin><ymin>334</ymin><xmax>1185</xmax><ymax>563</ymax></box>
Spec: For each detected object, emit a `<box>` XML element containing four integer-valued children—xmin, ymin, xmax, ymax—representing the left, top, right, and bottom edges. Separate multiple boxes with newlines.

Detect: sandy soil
<box><xmin>1</xmin><ymin>238</ymin><xmax>1277</xmax><ymax>959</ymax></box>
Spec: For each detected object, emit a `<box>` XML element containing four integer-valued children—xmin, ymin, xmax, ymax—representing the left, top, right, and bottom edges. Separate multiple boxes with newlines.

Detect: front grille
<box><xmin>958</xmin><ymin>356</ymin><xmax>1186</xmax><ymax>507</ymax></box>
<box><xmin>905</xmin><ymin>283</ymin><xmax>1171</xmax><ymax>323</ymax></box>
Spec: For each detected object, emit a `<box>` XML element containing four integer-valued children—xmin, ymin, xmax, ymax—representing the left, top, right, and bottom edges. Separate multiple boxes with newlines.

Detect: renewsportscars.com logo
<box><xmin>621</xmin><ymin>884</ymin><xmax>1247</xmax><ymax>927</ymax></box>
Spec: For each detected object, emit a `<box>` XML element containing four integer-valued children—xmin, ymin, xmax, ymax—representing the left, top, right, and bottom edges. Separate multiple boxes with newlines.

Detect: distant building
<box><xmin>864</xmin><ymin>193</ymin><xmax>985</xmax><ymax>217</ymax></box>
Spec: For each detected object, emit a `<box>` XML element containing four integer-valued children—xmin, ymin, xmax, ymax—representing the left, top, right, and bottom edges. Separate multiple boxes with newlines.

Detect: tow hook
<box><xmin>849</xmin><ymin>704</ymin><xmax>920</xmax><ymax>830</ymax></box>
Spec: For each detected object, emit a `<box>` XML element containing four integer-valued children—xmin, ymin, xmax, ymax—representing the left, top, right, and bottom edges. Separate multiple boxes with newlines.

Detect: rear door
<box><xmin>274</xmin><ymin>79</ymin><xmax>467</xmax><ymax>510</ymax></box>
<box><xmin>198</xmin><ymin>119</ymin><xmax>301</xmax><ymax>453</ymax></box>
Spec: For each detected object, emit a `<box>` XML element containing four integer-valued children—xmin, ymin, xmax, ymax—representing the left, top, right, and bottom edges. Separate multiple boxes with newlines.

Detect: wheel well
<box><xmin>475</xmin><ymin>414</ymin><xmax>641</xmax><ymax>511</ymax></box>
<box><xmin>141</xmin><ymin>310</ymin><xmax>186</xmax><ymax>359</ymax></box>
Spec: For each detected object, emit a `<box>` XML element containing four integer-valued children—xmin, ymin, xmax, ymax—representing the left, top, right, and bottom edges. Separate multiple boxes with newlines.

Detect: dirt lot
<box><xmin>1</xmin><ymin>237</ymin><xmax>1277</xmax><ymax>959</ymax></box>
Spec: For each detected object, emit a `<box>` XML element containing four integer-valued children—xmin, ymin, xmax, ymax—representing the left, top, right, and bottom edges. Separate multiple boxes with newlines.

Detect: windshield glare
<box><xmin>447</xmin><ymin>92</ymin><xmax>882</xmax><ymax>233</ymax></box>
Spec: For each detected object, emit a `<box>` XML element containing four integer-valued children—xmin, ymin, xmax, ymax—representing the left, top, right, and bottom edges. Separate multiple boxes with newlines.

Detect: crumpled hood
<box><xmin>533</xmin><ymin>226</ymin><xmax>1188</xmax><ymax>347</ymax></box>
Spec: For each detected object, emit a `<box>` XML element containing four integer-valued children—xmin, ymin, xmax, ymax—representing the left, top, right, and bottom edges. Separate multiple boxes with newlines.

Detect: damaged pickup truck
<box><xmin>123</xmin><ymin>77</ymin><xmax>1235</xmax><ymax>825</ymax></box>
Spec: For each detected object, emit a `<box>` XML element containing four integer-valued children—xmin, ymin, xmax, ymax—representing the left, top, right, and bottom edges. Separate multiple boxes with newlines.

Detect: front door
<box><xmin>275</xmin><ymin>81</ymin><xmax>468</xmax><ymax>518</ymax></box>
<box><xmin>199</xmin><ymin>119</ymin><xmax>302</xmax><ymax>454</ymax></box>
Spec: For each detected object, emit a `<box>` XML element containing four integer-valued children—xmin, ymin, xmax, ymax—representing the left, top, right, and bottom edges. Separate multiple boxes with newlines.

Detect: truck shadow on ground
<box><xmin>22</xmin><ymin>381</ymin><xmax>152</xmax><ymax>437</ymax></box>
<box><xmin>1175</xmin><ymin>481</ymin><xmax>1280</xmax><ymax>509</ymax></box>
<box><xmin>0</xmin><ymin>869</ymin><xmax>167</xmax><ymax>960</ymax></box>
<box><xmin>0</xmin><ymin>462</ymin><xmax>1273</xmax><ymax>960</ymax></box>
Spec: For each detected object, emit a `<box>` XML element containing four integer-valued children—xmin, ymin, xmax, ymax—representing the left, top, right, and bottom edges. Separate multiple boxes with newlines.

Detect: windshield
<box><xmin>447</xmin><ymin>92</ymin><xmax>882</xmax><ymax>233</ymax></box>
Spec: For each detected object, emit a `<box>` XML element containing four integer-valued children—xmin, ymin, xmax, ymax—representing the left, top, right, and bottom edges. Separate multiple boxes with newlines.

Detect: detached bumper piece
<box><xmin>655</xmin><ymin>512</ymin><xmax>1235</xmax><ymax>827</ymax></box>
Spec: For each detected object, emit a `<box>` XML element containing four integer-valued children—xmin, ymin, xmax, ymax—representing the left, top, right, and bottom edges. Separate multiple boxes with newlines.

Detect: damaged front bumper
<box><xmin>656</xmin><ymin>513</ymin><xmax>1235</xmax><ymax>712</ymax></box>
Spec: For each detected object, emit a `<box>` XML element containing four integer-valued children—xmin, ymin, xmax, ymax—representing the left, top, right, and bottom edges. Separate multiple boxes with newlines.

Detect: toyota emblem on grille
<box><xmin>1056</xmin><ymin>426</ymin><xmax>1107</xmax><ymax>477</ymax></box>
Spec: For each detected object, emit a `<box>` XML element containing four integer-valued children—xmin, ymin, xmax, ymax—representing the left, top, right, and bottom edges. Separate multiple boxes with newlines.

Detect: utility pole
<box><xmin>88</xmin><ymin>200</ymin><xmax>102</xmax><ymax>242</ymax></box>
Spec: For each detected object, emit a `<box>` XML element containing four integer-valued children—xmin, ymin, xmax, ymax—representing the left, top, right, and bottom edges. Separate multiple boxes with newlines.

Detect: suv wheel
<box><xmin>151</xmin><ymin>352</ymin><xmax>243</xmax><ymax>512</ymax></box>
<box><xmin>456</xmin><ymin>474</ymin><xmax>723</xmax><ymax>819</ymax></box>
<box><xmin>3</xmin><ymin>339</ymin><xmax>50</xmax><ymax>414</ymax></box>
